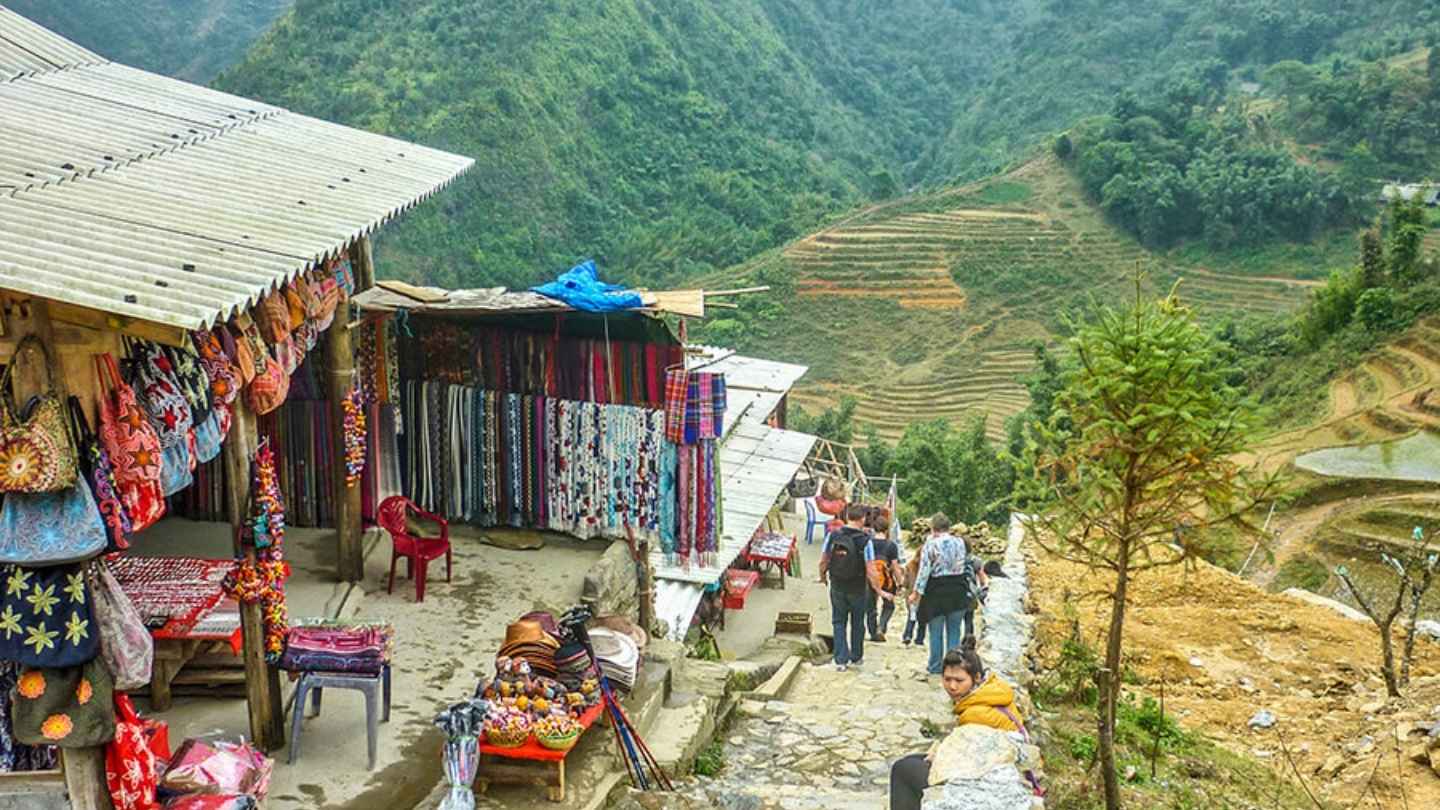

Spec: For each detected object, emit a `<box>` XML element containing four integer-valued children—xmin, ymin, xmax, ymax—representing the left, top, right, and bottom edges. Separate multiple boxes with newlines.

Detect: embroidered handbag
<box><xmin>0</xmin><ymin>336</ymin><xmax>78</xmax><ymax>494</ymax></box>
<box><xmin>254</xmin><ymin>290</ymin><xmax>292</xmax><ymax>344</ymax></box>
<box><xmin>163</xmin><ymin>344</ymin><xmax>212</xmax><ymax>425</ymax></box>
<box><xmin>13</xmin><ymin>657</ymin><xmax>116</xmax><ymax>749</ymax></box>
<box><xmin>273</xmin><ymin>334</ymin><xmax>304</xmax><ymax>376</ymax></box>
<box><xmin>244</xmin><ymin>351</ymin><xmax>290</xmax><ymax>416</ymax></box>
<box><xmin>331</xmin><ymin>257</ymin><xmax>356</xmax><ymax>296</ymax></box>
<box><xmin>106</xmin><ymin>694</ymin><xmax>163</xmax><ymax>810</ymax></box>
<box><xmin>308</xmin><ymin>269</ymin><xmax>340</xmax><ymax>328</ymax></box>
<box><xmin>190</xmin><ymin>329</ymin><xmax>239</xmax><ymax>407</ymax></box>
<box><xmin>88</xmin><ymin>561</ymin><xmax>152</xmax><ymax>692</ymax></box>
<box><xmin>286</xmin><ymin>279</ymin><xmax>311</xmax><ymax>328</ymax></box>
<box><xmin>159</xmin><ymin>431</ymin><xmax>194</xmax><ymax>497</ymax></box>
<box><xmin>67</xmin><ymin>397</ymin><xmax>130</xmax><ymax>552</ymax></box>
<box><xmin>192</xmin><ymin>409</ymin><xmax>223</xmax><ymax>466</ymax></box>
<box><xmin>230</xmin><ymin>315</ymin><xmax>268</xmax><ymax>382</ymax></box>
<box><xmin>0</xmin><ymin>563</ymin><xmax>100</xmax><ymax>667</ymax></box>
<box><xmin>96</xmin><ymin>355</ymin><xmax>165</xmax><ymax>532</ymax></box>
<box><xmin>293</xmin><ymin>319</ymin><xmax>319</xmax><ymax>355</ymax></box>
<box><xmin>0</xmin><ymin>473</ymin><xmax>108</xmax><ymax>566</ymax></box>
<box><xmin>128</xmin><ymin>342</ymin><xmax>192</xmax><ymax>450</ymax></box>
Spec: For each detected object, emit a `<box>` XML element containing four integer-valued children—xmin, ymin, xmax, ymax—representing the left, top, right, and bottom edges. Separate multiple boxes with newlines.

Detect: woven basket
<box><xmin>485</xmin><ymin>726</ymin><xmax>530</xmax><ymax>748</ymax></box>
<box><xmin>536</xmin><ymin>729</ymin><xmax>581</xmax><ymax>751</ymax></box>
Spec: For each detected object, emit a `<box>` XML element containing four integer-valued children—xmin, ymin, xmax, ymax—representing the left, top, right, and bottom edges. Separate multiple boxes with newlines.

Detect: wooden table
<box><xmin>743</xmin><ymin>533</ymin><xmax>797</xmax><ymax>589</ymax></box>
<box><xmin>475</xmin><ymin>703</ymin><xmax>605</xmax><ymax>802</ymax></box>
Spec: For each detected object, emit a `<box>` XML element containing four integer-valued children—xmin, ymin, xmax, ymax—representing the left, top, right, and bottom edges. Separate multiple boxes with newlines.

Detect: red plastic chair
<box><xmin>377</xmin><ymin>496</ymin><xmax>452</xmax><ymax>602</ymax></box>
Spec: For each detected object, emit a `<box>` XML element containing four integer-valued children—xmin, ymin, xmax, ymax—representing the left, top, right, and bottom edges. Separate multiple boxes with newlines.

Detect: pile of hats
<box><xmin>587</xmin><ymin>627</ymin><xmax>640</xmax><ymax>693</ymax></box>
<box><xmin>554</xmin><ymin>641</ymin><xmax>599</xmax><ymax>694</ymax></box>
<box><xmin>497</xmin><ymin>618</ymin><xmax>561</xmax><ymax>679</ymax></box>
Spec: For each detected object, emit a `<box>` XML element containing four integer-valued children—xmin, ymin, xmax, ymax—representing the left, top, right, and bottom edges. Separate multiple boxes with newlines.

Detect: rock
<box><xmin>1408</xmin><ymin>742</ymin><xmax>1433</xmax><ymax>766</ymax></box>
<box><xmin>1316</xmin><ymin>754</ymin><xmax>1346</xmax><ymax>777</ymax></box>
<box><xmin>1360</xmin><ymin>700</ymin><xmax>1387</xmax><ymax>715</ymax></box>
<box><xmin>581</xmin><ymin>540</ymin><xmax>638</xmax><ymax>618</ymax></box>
<box><xmin>1415</xmin><ymin>620</ymin><xmax>1440</xmax><ymax>641</ymax></box>
<box><xmin>1248</xmin><ymin>710</ymin><xmax>1277</xmax><ymax>730</ymax></box>
<box><xmin>1189</xmin><ymin>657</ymin><xmax>1204</xmax><ymax>668</ymax></box>
<box><xmin>1123</xmin><ymin>765</ymin><xmax>1139</xmax><ymax>781</ymax></box>
<box><xmin>479</xmin><ymin>529</ymin><xmax>547</xmax><ymax>550</ymax></box>
<box><xmin>1346</xmin><ymin>736</ymin><xmax>1375</xmax><ymax>756</ymax></box>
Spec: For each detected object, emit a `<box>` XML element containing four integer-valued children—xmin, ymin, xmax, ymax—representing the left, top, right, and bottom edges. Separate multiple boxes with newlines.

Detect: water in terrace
<box><xmin>1294</xmin><ymin>431</ymin><xmax>1440</xmax><ymax>483</ymax></box>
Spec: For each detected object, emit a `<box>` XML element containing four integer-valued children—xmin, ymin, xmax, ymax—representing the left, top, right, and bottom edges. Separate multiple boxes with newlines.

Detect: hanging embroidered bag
<box><xmin>163</xmin><ymin>344</ymin><xmax>212</xmax><ymax>426</ymax></box>
<box><xmin>231</xmin><ymin>315</ymin><xmax>268</xmax><ymax>382</ymax></box>
<box><xmin>0</xmin><ymin>473</ymin><xmax>109</xmax><ymax>567</ymax></box>
<box><xmin>0</xmin><ymin>563</ymin><xmax>100</xmax><ymax>667</ymax></box>
<box><xmin>286</xmin><ymin>279</ymin><xmax>312</xmax><ymax>327</ymax></box>
<box><xmin>67</xmin><ymin>397</ymin><xmax>130</xmax><ymax>552</ymax></box>
<box><xmin>105</xmin><ymin>694</ymin><xmax>163</xmax><ymax>810</ymax></box>
<box><xmin>244</xmin><ymin>351</ymin><xmax>290</xmax><ymax>416</ymax></box>
<box><xmin>13</xmin><ymin>657</ymin><xmax>116</xmax><ymax>749</ymax></box>
<box><xmin>308</xmin><ymin>269</ymin><xmax>341</xmax><ymax>330</ymax></box>
<box><xmin>190</xmin><ymin>329</ymin><xmax>239</xmax><ymax>407</ymax></box>
<box><xmin>192</xmin><ymin>409</ymin><xmax>223</xmax><ymax>466</ymax></box>
<box><xmin>95</xmin><ymin>355</ymin><xmax>165</xmax><ymax>532</ymax></box>
<box><xmin>158</xmin><ymin>429</ymin><xmax>194</xmax><ymax>497</ymax></box>
<box><xmin>88</xmin><ymin>561</ymin><xmax>152</xmax><ymax>691</ymax></box>
<box><xmin>254</xmin><ymin>290</ymin><xmax>292</xmax><ymax>344</ymax></box>
<box><xmin>128</xmin><ymin>342</ymin><xmax>192</xmax><ymax>450</ymax></box>
<box><xmin>0</xmin><ymin>336</ymin><xmax>78</xmax><ymax>494</ymax></box>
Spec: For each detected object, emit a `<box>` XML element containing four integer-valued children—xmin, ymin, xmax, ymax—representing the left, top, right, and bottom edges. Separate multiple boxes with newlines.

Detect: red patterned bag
<box><xmin>190</xmin><ymin>329</ymin><xmax>239</xmax><ymax>407</ymax></box>
<box><xmin>254</xmin><ymin>291</ymin><xmax>292</xmax><ymax>344</ymax></box>
<box><xmin>96</xmin><ymin>355</ymin><xmax>165</xmax><ymax>532</ymax></box>
<box><xmin>105</xmin><ymin>694</ymin><xmax>163</xmax><ymax>810</ymax></box>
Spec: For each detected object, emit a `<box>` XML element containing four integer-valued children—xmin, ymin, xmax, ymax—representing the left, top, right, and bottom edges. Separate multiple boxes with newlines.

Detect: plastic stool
<box><xmin>288</xmin><ymin>665</ymin><xmax>391</xmax><ymax>770</ymax></box>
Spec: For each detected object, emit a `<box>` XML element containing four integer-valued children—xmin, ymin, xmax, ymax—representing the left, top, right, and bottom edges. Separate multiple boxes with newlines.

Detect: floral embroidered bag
<box><xmin>67</xmin><ymin>397</ymin><xmax>130</xmax><ymax>552</ymax></box>
<box><xmin>0</xmin><ymin>336</ymin><xmax>78</xmax><ymax>494</ymax></box>
<box><xmin>190</xmin><ymin>329</ymin><xmax>239</xmax><ymax>406</ymax></box>
<box><xmin>127</xmin><ymin>342</ymin><xmax>192</xmax><ymax>449</ymax></box>
<box><xmin>95</xmin><ymin>354</ymin><xmax>164</xmax><ymax>532</ymax></box>
<box><xmin>0</xmin><ymin>474</ymin><xmax>109</xmax><ymax>567</ymax></box>
<box><xmin>105</xmin><ymin>694</ymin><xmax>163</xmax><ymax>810</ymax></box>
<box><xmin>13</xmin><ymin>657</ymin><xmax>116</xmax><ymax>749</ymax></box>
<box><xmin>0</xmin><ymin>563</ymin><xmax>100</xmax><ymax>668</ymax></box>
<box><xmin>162</xmin><ymin>344</ymin><xmax>212</xmax><ymax>425</ymax></box>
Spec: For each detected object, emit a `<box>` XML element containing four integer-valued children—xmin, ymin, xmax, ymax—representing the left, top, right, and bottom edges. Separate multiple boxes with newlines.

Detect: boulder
<box><xmin>582</xmin><ymin>540</ymin><xmax>639</xmax><ymax>619</ymax></box>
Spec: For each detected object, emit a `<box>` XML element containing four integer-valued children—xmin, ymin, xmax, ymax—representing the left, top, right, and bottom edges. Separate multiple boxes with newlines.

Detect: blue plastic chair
<box><xmin>804</xmin><ymin>499</ymin><xmax>825</xmax><ymax>545</ymax></box>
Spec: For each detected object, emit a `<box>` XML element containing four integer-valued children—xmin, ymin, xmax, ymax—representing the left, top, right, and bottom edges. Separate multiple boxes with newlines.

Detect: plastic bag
<box><xmin>161</xmin><ymin>738</ymin><xmax>272</xmax><ymax>800</ymax></box>
<box><xmin>162</xmin><ymin>796</ymin><xmax>256</xmax><ymax>810</ymax></box>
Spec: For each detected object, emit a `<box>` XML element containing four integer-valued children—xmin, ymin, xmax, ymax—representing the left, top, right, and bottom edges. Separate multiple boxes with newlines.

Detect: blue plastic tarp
<box><xmin>530</xmin><ymin>260</ymin><xmax>643</xmax><ymax>313</ymax></box>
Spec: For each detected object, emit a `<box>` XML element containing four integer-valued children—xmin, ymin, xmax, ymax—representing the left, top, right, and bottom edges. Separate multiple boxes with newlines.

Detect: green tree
<box><xmin>1355</xmin><ymin>286</ymin><xmax>1397</xmax><ymax>331</ymax></box>
<box><xmin>1015</xmin><ymin>282</ymin><xmax>1279</xmax><ymax>810</ymax></box>
<box><xmin>1388</xmin><ymin>199</ymin><xmax>1429</xmax><ymax>284</ymax></box>
<box><xmin>890</xmin><ymin>418</ymin><xmax>1012</xmax><ymax>526</ymax></box>
<box><xmin>1359</xmin><ymin>227</ymin><xmax>1386</xmax><ymax>289</ymax></box>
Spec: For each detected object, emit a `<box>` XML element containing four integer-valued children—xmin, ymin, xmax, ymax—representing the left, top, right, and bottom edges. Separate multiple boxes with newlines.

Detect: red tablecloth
<box><xmin>110</xmin><ymin>556</ymin><xmax>244</xmax><ymax>654</ymax></box>
<box><xmin>479</xmin><ymin>703</ymin><xmax>605</xmax><ymax>762</ymax></box>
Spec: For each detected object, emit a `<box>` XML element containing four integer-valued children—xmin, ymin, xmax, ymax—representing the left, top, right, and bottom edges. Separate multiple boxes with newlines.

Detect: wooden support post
<box><xmin>223</xmin><ymin>400</ymin><xmax>286</xmax><ymax>751</ymax></box>
<box><xmin>62</xmin><ymin>747</ymin><xmax>112</xmax><ymax>810</ymax></box>
<box><xmin>350</xmin><ymin>235</ymin><xmax>376</xmax><ymax>292</ymax></box>
<box><xmin>330</xmin><ymin>250</ymin><xmax>363</xmax><ymax>582</ymax></box>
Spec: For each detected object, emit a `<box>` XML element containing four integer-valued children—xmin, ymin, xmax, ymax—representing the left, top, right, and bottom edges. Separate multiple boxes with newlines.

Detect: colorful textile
<box><xmin>663</xmin><ymin>369</ymin><xmax>688</xmax><ymax>442</ymax></box>
<box><xmin>0</xmin><ymin>660</ymin><xmax>58</xmax><ymax>772</ymax></box>
<box><xmin>664</xmin><ymin>369</ymin><xmax>727</xmax><ymax>444</ymax></box>
<box><xmin>914</xmin><ymin>532</ymin><xmax>970</xmax><ymax>595</ymax></box>
<box><xmin>278</xmin><ymin>624</ymin><xmax>393</xmax><ymax>674</ymax></box>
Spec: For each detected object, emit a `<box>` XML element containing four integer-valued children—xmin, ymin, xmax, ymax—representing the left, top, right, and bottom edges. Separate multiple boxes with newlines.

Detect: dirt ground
<box><xmin>1028</xmin><ymin>540</ymin><xmax>1440</xmax><ymax>809</ymax></box>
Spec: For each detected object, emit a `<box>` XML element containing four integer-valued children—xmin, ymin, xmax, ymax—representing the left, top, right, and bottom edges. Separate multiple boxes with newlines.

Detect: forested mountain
<box><xmin>208</xmin><ymin>0</ymin><xmax>1440</xmax><ymax>288</ymax></box>
<box><xmin>6</xmin><ymin>0</ymin><xmax>291</xmax><ymax>82</ymax></box>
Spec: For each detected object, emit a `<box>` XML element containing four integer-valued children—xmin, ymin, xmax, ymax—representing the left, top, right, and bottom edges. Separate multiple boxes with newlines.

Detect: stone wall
<box><xmin>582</xmin><ymin>539</ymin><xmax>638</xmax><ymax>619</ymax></box>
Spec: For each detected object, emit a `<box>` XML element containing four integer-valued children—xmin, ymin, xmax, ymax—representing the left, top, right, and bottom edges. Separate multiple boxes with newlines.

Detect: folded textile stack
<box><xmin>553</xmin><ymin>642</ymin><xmax>599</xmax><ymax>693</ymax></box>
<box><xmin>587</xmin><ymin>628</ymin><xmax>640</xmax><ymax>693</ymax></box>
<box><xmin>278</xmin><ymin>623</ymin><xmax>394</xmax><ymax>674</ymax></box>
<box><xmin>497</xmin><ymin>620</ymin><xmax>561</xmax><ymax>679</ymax></box>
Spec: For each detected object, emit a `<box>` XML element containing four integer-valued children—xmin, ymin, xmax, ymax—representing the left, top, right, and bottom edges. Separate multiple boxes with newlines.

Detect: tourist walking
<box><xmin>820</xmin><ymin>503</ymin><xmax>894</xmax><ymax>671</ymax></box>
<box><xmin>908</xmin><ymin>513</ymin><xmax>975</xmax><ymax>675</ymax></box>
<box><xmin>900</xmin><ymin>517</ymin><xmax>929</xmax><ymax>647</ymax></box>
<box><xmin>867</xmin><ymin>513</ymin><xmax>903</xmax><ymax>643</ymax></box>
<box><xmin>888</xmin><ymin>639</ymin><xmax>1028</xmax><ymax>810</ymax></box>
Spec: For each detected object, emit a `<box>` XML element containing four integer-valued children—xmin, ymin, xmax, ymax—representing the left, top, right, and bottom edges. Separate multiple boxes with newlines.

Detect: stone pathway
<box><xmin>671</xmin><ymin>636</ymin><xmax>954</xmax><ymax>809</ymax></box>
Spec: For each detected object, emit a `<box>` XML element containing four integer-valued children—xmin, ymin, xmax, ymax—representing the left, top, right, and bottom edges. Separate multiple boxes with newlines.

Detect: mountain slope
<box><xmin>710</xmin><ymin>155</ymin><xmax>1322</xmax><ymax>444</ymax></box>
<box><xmin>215</xmin><ymin>0</ymin><xmax>1021</xmax><ymax>289</ymax></box>
<box><xmin>5</xmin><ymin>0</ymin><xmax>291</xmax><ymax>82</ymax></box>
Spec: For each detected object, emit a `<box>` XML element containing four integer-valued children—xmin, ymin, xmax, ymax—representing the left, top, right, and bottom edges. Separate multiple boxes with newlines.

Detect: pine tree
<box><xmin>1359</xmin><ymin>227</ymin><xmax>1386</xmax><ymax>289</ymax></box>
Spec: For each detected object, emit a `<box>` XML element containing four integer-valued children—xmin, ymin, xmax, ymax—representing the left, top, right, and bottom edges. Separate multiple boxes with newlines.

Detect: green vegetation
<box><xmin>1016</xmin><ymin>281</ymin><xmax>1279</xmax><ymax>809</ymax></box>
<box><xmin>8</xmin><ymin>0</ymin><xmax>292</xmax><ymax>82</ymax></box>
<box><xmin>693</xmin><ymin>739</ymin><xmax>726</xmax><ymax>777</ymax></box>
<box><xmin>1274</xmin><ymin>555</ymin><xmax>1332</xmax><ymax>591</ymax></box>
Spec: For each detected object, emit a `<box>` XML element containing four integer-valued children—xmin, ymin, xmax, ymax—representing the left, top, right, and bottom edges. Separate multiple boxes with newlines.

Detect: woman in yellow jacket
<box><xmin>889</xmin><ymin>639</ymin><xmax>1027</xmax><ymax>810</ymax></box>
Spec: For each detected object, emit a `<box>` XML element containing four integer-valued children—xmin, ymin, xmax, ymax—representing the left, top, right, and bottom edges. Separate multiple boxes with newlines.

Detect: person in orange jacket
<box><xmin>888</xmin><ymin>639</ymin><xmax>1027</xmax><ymax>810</ymax></box>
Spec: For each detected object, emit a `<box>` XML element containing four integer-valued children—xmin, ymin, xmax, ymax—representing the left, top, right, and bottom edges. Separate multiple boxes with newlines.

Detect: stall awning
<box><xmin>353</xmin><ymin>281</ymin><xmax>709</xmax><ymax>319</ymax></box>
<box><xmin>652</xmin><ymin>349</ymin><xmax>816</xmax><ymax>637</ymax></box>
<box><xmin>0</xmin><ymin>6</ymin><xmax>474</xmax><ymax>332</ymax></box>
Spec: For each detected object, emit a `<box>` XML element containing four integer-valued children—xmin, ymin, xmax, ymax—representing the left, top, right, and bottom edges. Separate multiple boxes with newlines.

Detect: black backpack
<box><xmin>829</xmin><ymin>530</ymin><xmax>868</xmax><ymax>587</ymax></box>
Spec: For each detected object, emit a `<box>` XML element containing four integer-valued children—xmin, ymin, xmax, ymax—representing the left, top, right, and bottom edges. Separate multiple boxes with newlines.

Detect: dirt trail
<box><xmin>1029</xmin><ymin>542</ymin><xmax>1440</xmax><ymax>810</ymax></box>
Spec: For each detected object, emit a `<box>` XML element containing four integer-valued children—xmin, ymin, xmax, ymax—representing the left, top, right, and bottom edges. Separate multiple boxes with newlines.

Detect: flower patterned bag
<box><xmin>105</xmin><ymin>694</ymin><xmax>163</xmax><ymax>810</ymax></box>
<box><xmin>13</xmin><ymin>657</ymin><xmax>116</xmax><ymax>749</ymax></box>
<box><xmin>67</xmin><ymin>397</ymin><xmax>130</xmax><ymax>552</ymax></box>
<box><xmin>164</xmin><ymin>344</ymin><xmax>212</xmax><ymax>425</ymax></box>
<box><xmin>127</xmin><ymin>341</ymin><xmax>192</xmax><ymax>450</ymax></box>
<box><xmin>0</xmin><ymin>563</ymin><xmax>100</xmax><ymax>667</ymax></box>
<box><xmin>0</xmin><ymin>336</ymin><xmax>78</xmax><ymax>494</ymax></box>
<box><xmin>96</xmin><ymin>355</ymin><xmax>165</xmax><ymax>532</ymax></box>
<box><xmin>88</xmin><ymin>561</ymin><xmax>151</xmax><ymax>691</ymax></box>
<box><xmin>0</xmin><ymin>472</ymin><xmax>108</xmax><ymax>567</ymax></box>
<box><xmin>191</xmin><ymin>329</ymin><xmax>239</xmax><ymax>407</ymax></box>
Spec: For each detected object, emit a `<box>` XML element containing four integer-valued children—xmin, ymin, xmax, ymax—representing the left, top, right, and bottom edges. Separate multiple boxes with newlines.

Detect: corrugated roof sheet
<box><xmin>0</xmin><ymin>8</ymin><xmax>473</xmax><ymax>331</ymax></box>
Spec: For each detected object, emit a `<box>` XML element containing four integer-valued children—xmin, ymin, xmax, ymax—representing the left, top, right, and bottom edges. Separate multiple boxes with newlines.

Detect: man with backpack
<box><xmin>819</xmin><ymin>503</ymin><xmax>895</xmax><ymax>671</ymax></box>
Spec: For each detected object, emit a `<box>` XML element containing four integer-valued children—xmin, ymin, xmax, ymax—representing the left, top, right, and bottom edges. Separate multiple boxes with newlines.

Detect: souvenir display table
<box><xmin>110</xmin><ymin>556</ymin><xmax>244</xmax><ymax>710</ymax></box>
<box><xmin>743</xmin><ymin>532</ymin><xmax>797</xmax><ymax>588</ymax></box>
<box><xmin>475</xmin><ymin>702</ymin><xmax>604</xmax><ymax>802</ymax></box>
<box><xmin>722</xmin><ymin>568</ymin><xmax>760</xmax><ymax>610</ymax></box>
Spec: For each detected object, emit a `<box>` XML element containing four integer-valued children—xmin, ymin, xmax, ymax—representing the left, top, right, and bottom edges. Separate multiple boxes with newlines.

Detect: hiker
<box><xmin>888</xmin><ymin>640</ymin><xmax>1027</xmax><ymax>810</ymax></box>
<box><xmin>908</xmin><ymin>513</ymin><xmax>976</xmax><ymax>675</ymax></box>
<box><xmin>901</xmin><ymin>517</ymin><xmax>930</xmax><ymax>647</ymax></box>
<box><xmin>819</xmin><ymin>503</ymin><xmax>894</xmax><ymax>671</ymax></box>
<box><xmin>867</xmin><ymin>512</ymin><xmax>904</xmax><ymax>643</ymax></box>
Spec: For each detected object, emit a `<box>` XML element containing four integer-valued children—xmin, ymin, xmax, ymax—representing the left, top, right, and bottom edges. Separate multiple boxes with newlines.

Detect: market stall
<box><xmin>0</xmin><ymin>8</ymin><xmax>473</xmax><ymax>808</ymax></box>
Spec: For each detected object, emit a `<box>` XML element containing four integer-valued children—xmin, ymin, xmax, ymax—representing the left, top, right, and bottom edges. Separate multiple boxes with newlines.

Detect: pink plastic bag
<box><xmin>160</xmin><ymin>739</ymin><xmax>272</xmax><ymax>800</ymax></box>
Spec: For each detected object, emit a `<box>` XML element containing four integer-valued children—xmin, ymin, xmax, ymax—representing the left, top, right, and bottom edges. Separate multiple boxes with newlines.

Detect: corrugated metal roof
<box><xmin>0</xmin><ymin>8</ymin><xmax>474</xmax><ymax>331</ymax></box>
<box><xmin>354</xmin><ymin>285</ymin><xmax>571</xmax><ymax>316</ymax></box>
<box><xmin>654</xmin><ymin>579</ymin><xmax>707</xmax><ymax>642</ymax></box>
<box><xmin>0</xmin><ymin>6</ymin><xmax>101</xmax><ymax>79</ymax></box>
